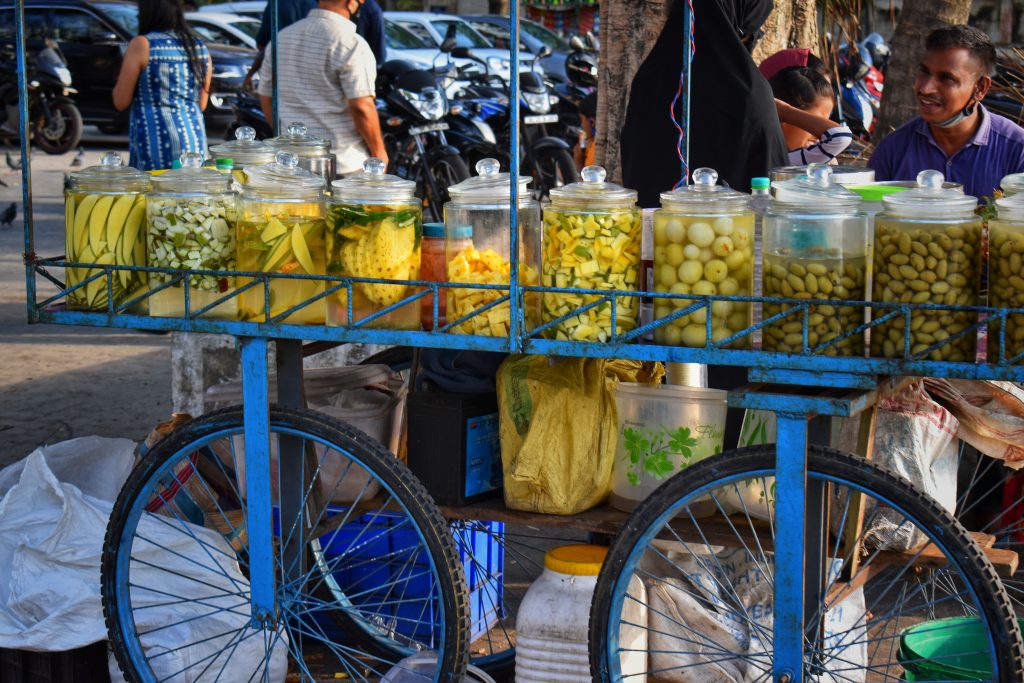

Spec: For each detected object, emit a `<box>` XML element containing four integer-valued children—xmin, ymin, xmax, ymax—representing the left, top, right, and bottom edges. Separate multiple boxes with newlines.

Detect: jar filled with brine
<box><xmin>147</xmin><ymin>152</ymin><xmax>237</xmax><ymax>318</ymax></box>
<box><xmin>64</xmin><ymin>151</ymin><xmax>152</xmax><ymax>311</ymax></box>
<box><xmin>444</xmin><ymin>158</ymin><xmax>541</xmax><ymax>336</ymax></box>
<box><xmin>989</xmin><ymin>191</ymin><xmax>1024</xmax><ymax>362</ymax></box>
<box><xmin>208</xmin><ymin>126</ymin><xmax>276</xmax><ymax>187</ymax></box>
<box><xmin>872</xmin><ymin>170</ymin><xmax>981</xmax><ymax>361</ymax></box>
<box><xmin>652</xmin><ymin>167</ymin><xmax>754</xmax><ymax>348</ymax></box>
<box><xmin>763</xmin><ymin>164</ymin><xmax>869</xmax><ymax>356</ymax></box>
<box><xmin>542</xmin><ymin>165</ymin><xmax>641</xmax><ymax>341</ymax></box>
<box><xmin>236</xmin><ymin>151</ymin><xmax>326</xmax><ymax>323</ymax></box>
<box><xmin>325</xmin><ymin>157</ymin><xmax>421</xmax><ymax>328</ymax></box>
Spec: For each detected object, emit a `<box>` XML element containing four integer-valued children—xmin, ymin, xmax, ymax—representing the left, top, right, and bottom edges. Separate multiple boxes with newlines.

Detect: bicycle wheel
<box><xmin>102</xmin><ymin>405</ymin><xmax>469</xmax><ymax>682</ymax></box>
<box><xmin>590</xmin><ymin>445</ymin><xmax>1024</xmax><ymax>683</ymax></box>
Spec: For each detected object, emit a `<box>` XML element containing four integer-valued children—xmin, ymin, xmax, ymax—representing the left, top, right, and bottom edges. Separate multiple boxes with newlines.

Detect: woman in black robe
<box><xmin>621</xmin><ymin>0</ymin><xmax>786</xmax><ymax>203</ymax></box>
<box><xmin>620</xmin><ymin>0</ymin><xmax>786</xmax><ymax>447</ymax></box>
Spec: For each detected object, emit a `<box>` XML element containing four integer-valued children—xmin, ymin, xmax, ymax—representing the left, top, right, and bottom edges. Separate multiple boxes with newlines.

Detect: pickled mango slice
<box><xmin>447</xmin><ymin>246</ymin><xmax>538</xmax><ymax>336</ymax></box>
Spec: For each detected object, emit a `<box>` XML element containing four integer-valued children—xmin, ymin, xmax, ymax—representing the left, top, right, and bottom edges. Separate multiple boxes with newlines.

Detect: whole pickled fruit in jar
<box><xmin>762</xmin><ymin>251</ymin><xmax>867</xmax><ymax>356</ymax></box>
<box><xmin>652</xmin><ymin>214</ymin><xmax>754</xmax><ymax>348</ymax></box>
<box><xmin>989</xmin><ymin>219</ymin><xmax>1024</xmax><ymax>362</ymax></box>
<box><xmin>871</xmin><ymin>220</ymin><xmax>982</xmax><ymax>361</ymax></box>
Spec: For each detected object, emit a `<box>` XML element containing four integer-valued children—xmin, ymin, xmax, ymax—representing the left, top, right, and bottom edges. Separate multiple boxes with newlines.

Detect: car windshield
<box><xmin>430</xmin><ymin>19</ymin><xmax>490</xmax><ymax>49</ymax></box>
<box><xmin>94</xmin><ymin>2</ymin><xmax>138</xmax><ymax>35</ymax></box>
<box><xmin>229</xmin><ymin>19</ymin><xmax>260</xmax><ymax>39</ymax></box>
<box><xmin>521</xmin><ymin>20</ymin><xmax>569</xmax><ymax>51</ymax></box>
<box><xmin>385</xmin><ymin>21</ymin><xmax>432</xmax><ymax>49</ymax></box>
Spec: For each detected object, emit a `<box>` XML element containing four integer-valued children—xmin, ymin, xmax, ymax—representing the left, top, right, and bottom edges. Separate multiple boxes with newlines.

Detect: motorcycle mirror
<box><xmin>451</xmin><ymin>46</ymin><xmax>471</xmax><ymax>58</ymax></box>
<box><xmin>586</xmin><ymin>31</ymin><xmax>599</xmax><ymax>51</ymax></box>
<box><xmin>569</xmin><ymin>35</ymin><xmax>586</xmax><ymax>52</ymax></box>
<box><xmin>537</xmin><ymin>45</ymin><xmax>552</xmax><ymax>59</ymax></box>
<box><xmin>440</xmin><ymin>35</ymin><xmax>457</xmax><ymax>53</ymax></box>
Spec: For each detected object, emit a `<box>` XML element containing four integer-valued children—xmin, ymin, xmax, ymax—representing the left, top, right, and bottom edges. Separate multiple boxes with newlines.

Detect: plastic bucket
<box><xmin>610</xmin><ymin>383</ymin><xmax>727</xmax><ymax>512</ymax></box>
<box><xmin>898</xmin><ymin>616</ymin><xmax>1024</xmax><ymax>680</ymax></box>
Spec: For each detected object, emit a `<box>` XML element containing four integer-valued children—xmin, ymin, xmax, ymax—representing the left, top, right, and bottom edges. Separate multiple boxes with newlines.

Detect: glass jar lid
<box><xmin>266</xmin><ymin>122</ymin><xmax>332</xmax><ymax>156</ymax></box>
<box><xmin>1000</xmin><ymin>172</ymin><xmax>1024</xmax><ymax>196</ymax></box>
<box><xmin>447</xmin><ymin>158</ymin><xmax>532</xmax><ymax>204</ymax></box>
<box><xmin>68</xmin><ymin>151</ymin><xmax>151</xmax><ymax>193</ymax></box>
<box><xmin>329</xmin><ymin>157</ymin><xmax>416</xmax><ymax>204</ymax></box>
<box><xmin>549</xmin><ymin>165</ymin><xmax>637</xmax><ymax>209</ymax></box>
<box><xmin>881</xmin><ymin>169</ymin><xmax>977</xmax><ymax>218</ymax></box>
<box><xmin>150</xmin><ymin>152</ymin><xmax>232</xmax><ymax>194</ymax></box>
<box><xmin>771</xmin><ymin>163</ymin><xmax>861</xmax><ymax>210</ymax></box>
<box><xmin>659</xmin><ymin>167</ymin><xmax>749</xmax><ymax>213</ymax></box>
<box><xmin>996</xmin><ymin>187</ymin><xmax>1024</xmax><ymax>221</ymax></box>
<box><xmin>242</xmin><ymin>151</ymin><xmax>325</xmax><ymax>198</ymax></box>
<box><xmin>209</xmin><ymin>126</ymin><xmax>277</xmax><ymax>167</ymax></box>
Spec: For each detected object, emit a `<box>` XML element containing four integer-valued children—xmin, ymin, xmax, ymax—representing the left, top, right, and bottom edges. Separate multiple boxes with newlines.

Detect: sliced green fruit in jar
<box><xmin>291</xmin><ymin>224</ymin><xmax>315</xmax><ymax>275</ymax></box>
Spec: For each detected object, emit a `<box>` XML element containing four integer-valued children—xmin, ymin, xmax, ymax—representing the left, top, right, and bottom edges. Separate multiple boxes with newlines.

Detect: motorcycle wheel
<box><xmin>532</xmin><ymin>147</ymin><xmax>579</xmax><ymax>200</ymax></box>
<box><xmin>34</xmin><ymin>101</ymin><xmax>82</xmax><ymax>155</ymax></box>
<box><xmin>423</xmin><ymin>152</ymin><xmax>469</xmax><ymax>222</ymax></box>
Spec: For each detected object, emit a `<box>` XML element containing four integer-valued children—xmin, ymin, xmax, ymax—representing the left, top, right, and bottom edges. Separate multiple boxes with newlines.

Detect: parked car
<box><xmin>196</xmin><ymin>0</ymin><xmax>265</xmax><ymax>20</ymax></box>
<box><xmin>0</xmin><ymin>0</ymin><xmax>256</xmax><ymax>133</ymax></box>
<box><xmin>186</xmin><ymin>11</ymin><xmax>260</xmax><ymax>50</ymax></box>
<box><xmin>384</xmin><ymin>11</ymin><xmax>537</xmax><ymax>85</ymax></box>
<box><xmin>461</xmin><ymin>15</ymin><xmax>570</xmax><ymax>83</ymax></box>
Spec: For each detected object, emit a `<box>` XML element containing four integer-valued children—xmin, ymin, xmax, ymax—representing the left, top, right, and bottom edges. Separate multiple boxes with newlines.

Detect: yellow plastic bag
<box><xmin>497</xmin><ymin>355</ymin><xmax>664</xmax><ymax>514</ymax></box>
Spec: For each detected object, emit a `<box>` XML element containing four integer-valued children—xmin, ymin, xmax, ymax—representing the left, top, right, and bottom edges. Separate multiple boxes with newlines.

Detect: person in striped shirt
<box><xmin>770</xmin><ymin>65</ymin><xmax>853</xmax><ymax>165</ymax></box>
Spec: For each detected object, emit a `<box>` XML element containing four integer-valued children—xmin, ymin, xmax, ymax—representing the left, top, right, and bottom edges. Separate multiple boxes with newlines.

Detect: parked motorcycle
<box><xmin>0</xmin><ymin>41</ymin><xmax>82</xmax><ymax>155</ymax></box>
<box><xmin>224</xmin><ymin>89</ymin><xmax>274</xmax><ymax>141</ymax></box>
<box><xmin>836</xmin><ymin>42</ymin><xmax>882</xmax><ymax>139</ymax></box>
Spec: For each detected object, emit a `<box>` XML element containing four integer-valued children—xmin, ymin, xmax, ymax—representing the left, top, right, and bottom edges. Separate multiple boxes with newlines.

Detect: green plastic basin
<box><xmin>898</xmin><ymin>616</ymin><xmax>1024</xmax><ymax>681</ymax></box>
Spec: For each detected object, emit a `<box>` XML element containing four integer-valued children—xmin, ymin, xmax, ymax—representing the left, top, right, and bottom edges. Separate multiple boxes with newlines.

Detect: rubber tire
<box><xmin>588</xmin><ymin>445</ymin><xmax>1024</xmax><ymax>683</ymax></box>
<box><xmin>34</xmin><ymin>101</ymin><xmax>82</xmax><ymax>155</ymax></box>
<box><xmin>424</xmin><ymin>152</ymin><xmax>469</xmax><ymax>223</ymax></box>
<box><xmin>532</xmin><ymin>146</ymin><xmax>579</xmax><ymax>200</ymax></box>
<box><xmin>102</xmin><ymin>405</ymin><xmax>470</xmax><ymax>683</ymax></box>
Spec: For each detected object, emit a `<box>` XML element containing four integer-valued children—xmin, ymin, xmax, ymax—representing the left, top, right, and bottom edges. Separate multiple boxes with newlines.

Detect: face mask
<box><xmin>936</xmin><ymin>83</ymin><xmax>981</xmax><ymax>129</ymax></box>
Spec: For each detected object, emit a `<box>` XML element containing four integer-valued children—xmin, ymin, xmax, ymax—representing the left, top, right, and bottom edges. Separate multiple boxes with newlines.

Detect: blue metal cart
<box><xmin>13</xmin><ymin>0</ymin><xmax>1024</xmax><ymax>680</ymax></box>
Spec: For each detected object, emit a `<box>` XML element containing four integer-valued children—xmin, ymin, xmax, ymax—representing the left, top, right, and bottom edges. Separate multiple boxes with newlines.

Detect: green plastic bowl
<box><xmin>898</xmin><ymin>616</ymin><xmax>1024</xmax><ymax>680</ymax></box>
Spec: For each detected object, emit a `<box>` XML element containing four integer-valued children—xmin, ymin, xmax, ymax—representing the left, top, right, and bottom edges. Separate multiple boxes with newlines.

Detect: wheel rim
<box><xmin>598</xmin><ymin>455</ymin><xmax>1017</xmax><ymax>682</ymax></box>
<box><xmin>39</xmin><ymin>108</ymin><xmax>67</xmax><ymax>141</ymax></box>
<box><xmin>107</xmin><ymin>419</ymin><xmax>460</xmax><ymax>682</ymax></box>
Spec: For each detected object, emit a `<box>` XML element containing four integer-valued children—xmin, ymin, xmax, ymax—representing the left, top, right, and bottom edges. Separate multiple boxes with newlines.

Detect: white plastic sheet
<box><xmin>0</xmin><ymin>437</ymin><xmax>287</xmax><ymax>682</ymax></box>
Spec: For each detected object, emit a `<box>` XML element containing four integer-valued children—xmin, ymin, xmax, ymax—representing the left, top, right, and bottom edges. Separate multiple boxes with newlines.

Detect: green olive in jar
<box><xmin>987</xmin><ymin>192</ymin><xmax>1024</xmax><ymax>362</ymax></box>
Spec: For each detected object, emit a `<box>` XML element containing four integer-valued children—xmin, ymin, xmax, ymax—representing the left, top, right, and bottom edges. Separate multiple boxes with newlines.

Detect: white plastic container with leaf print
<box><xmin>610</xmin><ymin>382</ymin><xmax>727</xmax><ymax>512</ymax></box>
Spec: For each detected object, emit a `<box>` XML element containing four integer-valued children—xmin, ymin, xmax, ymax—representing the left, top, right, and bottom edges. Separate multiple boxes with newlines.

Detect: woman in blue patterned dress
<box><xmin>112</xmin><ymin>0</ymin><xmax>212</xmax><ymax>170</ymax></box>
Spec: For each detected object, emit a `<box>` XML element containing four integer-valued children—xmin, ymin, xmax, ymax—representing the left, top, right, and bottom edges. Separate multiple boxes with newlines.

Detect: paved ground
<box><xmin>0</xmin><ymin>129</ymin><xmax>173</xmax><ymax>468</ymax></box>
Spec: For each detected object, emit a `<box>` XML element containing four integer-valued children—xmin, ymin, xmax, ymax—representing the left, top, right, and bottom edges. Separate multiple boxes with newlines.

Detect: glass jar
<box><xmin>236</xmin><ymin>151</ymin><xmax>327</xmax><ymax>323</ymax></box>
<box><xmin>208</xmin><ymin>126</ymin><xmax>276</xmax><ymax>187</ymax></box>
<box><xmin>1001</xmin><ymin>172</ymin><xmax>1024</xmax><ymax>197</ymax></box>
<box><xmin>872</xmin><ymin>170</ymin><xmax>982</xmax><ymax>361</ymax></box>
<box><xmin>444</xmin><ymin>158</ymin><xmax>541</xmax><ymax>336</ymax></box>
<box><xmin>542</xmin><ymin>165</ymin><xmax>642</xmax><ymax>341</ymax></box>
<box><xmin>146</xmin><ymin>152</ymin><xmax>237</xmax><ymax>318</ymax></box>
<box><xmin>987</xmin><ymin>192</ymin><xmax>1024</xmax><ymax>362</ymax></box>
<box><xmin>266</xmin><ymin>122</ymin><xmax>336</xmax><ymax>190</ymax></box>
<box><xmin>763</xmin><ymin>164</ymin><xmax>869</xmax><ymax>356</ymax></box>
<box><xmin>324</xmin><ymin>157</ymin><xmax>421</xmax><ymax>328</ymax></box>
<box><xmin>770</xmin><ymin>164</ymin><xmax>875</xmax><ymax>188</ymax></box>
<box><xmin>652</xmin><ymin>167</ymin><xmax>754</xmax><ymax>348</ymax></box>
<box><xmin>419</xmin><ymin>222</ymin><xmax>449</xmax><ymax>329</ymax></box>
<box><xmin>64</xmin><ymin>151</ymin><xmax>152</xmax><ymax>311</ymax></box>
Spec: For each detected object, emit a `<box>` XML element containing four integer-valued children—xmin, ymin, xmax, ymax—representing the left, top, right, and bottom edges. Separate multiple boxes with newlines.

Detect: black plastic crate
<box><xmin>0</xmin><ymin>642</ymin><xmax>110</xmax><ymax>683</ymax></box>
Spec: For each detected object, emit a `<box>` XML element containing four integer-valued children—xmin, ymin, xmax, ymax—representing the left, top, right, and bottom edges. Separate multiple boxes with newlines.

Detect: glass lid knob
<box><xmin>235</xmin><ymin>126</ymin><xmax>257</xmax><ymax>142</ymax></box>
<box><xmin>475</xmin><ymin>158</ymin><xmax>501</xmax><ymax>177</ymax></box>
<box><xmin>286</xmin><ymin>122</ymin><xmax>307</xmax><ymax>136</ymax></box>
<box><xmin>916</xmin><ymin>169</ymin><xmax>945</xmax><ymax>191</ymax></box>
<box><xmin>363</xmin><ymin>157</ymin><xmax>387</xmax><ymax>175</ymax></box>
<box><xmin>691</xmin><ymin>167</ymin><xmax>718</xmax><ymax>189</ymax></box>
<box><xmin>100</xmin><ymin>151</ymin><xmax>123</xmax><ymax>167</ymax></box>
<box><xmin>276</xmin><ymin>151</ymin><xmax>298</xmax><ymax>168</ymax></box>
<box><xmin>806</xmin><ymin>162</ymin><xmax>833</xmax><ymax>187</ymax></box>
<box><xmin>581</xmin><ymin>165</ymin><xmax>606</xmax><ymax>183</ymax></box>
<box><xmin>179</xmin><ymin>151</ymin><xmax>204</xmax><ymax>168</ymax></box>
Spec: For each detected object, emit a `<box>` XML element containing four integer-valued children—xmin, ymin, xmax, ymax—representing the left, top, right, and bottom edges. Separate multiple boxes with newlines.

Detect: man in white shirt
<box><xmin>257</xmin><ymin>0</ymin><xmax>387</xmax><ymax>174</ymax></box>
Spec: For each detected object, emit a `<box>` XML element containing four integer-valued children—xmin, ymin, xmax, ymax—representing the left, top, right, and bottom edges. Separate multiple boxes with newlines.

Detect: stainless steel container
<box><xmin>266</xmin><ymin>122</ymin><xmax>337</xmax><ymax>190</ymax></box>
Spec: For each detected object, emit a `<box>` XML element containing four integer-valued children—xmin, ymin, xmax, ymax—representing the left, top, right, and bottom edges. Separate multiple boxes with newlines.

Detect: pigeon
<box><xmin>5</xmin><ymin>150</ymin><xmax>21</xmax><ymax>171</ymax></box>
<box><xmin>70</xmin><ymin>147</ymin><xmax>85</xmax><ymax>168</ymax></box>
<box><xmin>0</xmin><ymin>202</ymin><xmax>16</xmax><ymax>227</ymax></box>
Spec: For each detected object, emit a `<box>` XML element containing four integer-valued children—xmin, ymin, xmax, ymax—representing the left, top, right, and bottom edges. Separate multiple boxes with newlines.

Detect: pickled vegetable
<box><xmin>652</xmin><ymin>213</ymin><xmax>754</xmax><ymax>347</ymax></box>
<box><xmin>989</xmin><ymin>220</ymin><xmax>1024</xmax><ymax>362</ymax></box>
<box><xmin>325</xmin><ymin>202</ymin><xmax>421</xmax><ymax>328</ymax></box>
<box><xmin>871</xmin><ymin>220</ymin><xmax>982</xmax><ymax>361</ymax></box>
<box><xmin>541</xmin><ymin>208</ymin><xmax>642</xmax><ymax>341</ymax></box>
<box><xmin>64</xmin><ymin>191</ymin><xmax>147</xmax><ymax>310</ymax></box>
<box><xmin>237</xmin><ymin>206</ymin><xmax>326</xmax><ymax>323</ymax></box>
<box><xmin>147</xmin><ymin>195</ymin><xmax>237</xmax><ymax>318</ymax></box>
<box><xmin>763</xmin><ymin>252</ymin><xmax>867</xmax><ymax>355</ymax></box>
<box><xmin>447</xmin><ymin>246</ymin><xmax>539</xmax><ymax>336</ymax></box>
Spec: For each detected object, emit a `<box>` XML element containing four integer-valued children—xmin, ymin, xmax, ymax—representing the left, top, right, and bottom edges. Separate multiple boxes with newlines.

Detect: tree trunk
<box><xmin>752</xmin><ymin>0</ymin><xmax>819</xmax><ymax>65</ymax></box>
<box><xmin>872</xmin><ymin>0</ymin><xmax>971</xmax><ymax>143</ymax></box>
<box><xmin>594</xmin><ymin>0</ymin><xmax>672</xmax><ymax>182</ymax></box>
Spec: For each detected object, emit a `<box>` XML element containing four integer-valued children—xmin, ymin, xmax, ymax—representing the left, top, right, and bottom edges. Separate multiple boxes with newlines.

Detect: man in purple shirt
<box><xmin>870</xmin><ymin>25</ymin><xmax>1024</xmax><ymax>199</ymax></box>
